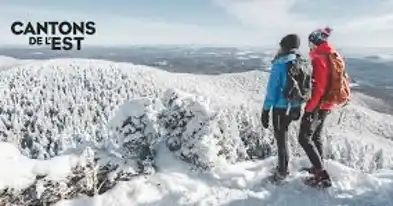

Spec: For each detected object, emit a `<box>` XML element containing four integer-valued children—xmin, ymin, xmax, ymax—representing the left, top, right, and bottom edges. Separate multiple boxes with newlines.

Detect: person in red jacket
<box><xmin>298</xmin><ymin>27</ymin><xmax>335</xmax><ymax>187</ymax></box>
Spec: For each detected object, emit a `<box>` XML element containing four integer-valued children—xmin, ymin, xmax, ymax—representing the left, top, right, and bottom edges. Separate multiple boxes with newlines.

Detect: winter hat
<box><xmin>279</xmin><ymin>34</ymin><xmax>300</xmax><ymax>51</ymax></box>
<box><xmin>308</xmin><ymin>27</ymin><xmax>332</xmax><ymax>45</ymax></box>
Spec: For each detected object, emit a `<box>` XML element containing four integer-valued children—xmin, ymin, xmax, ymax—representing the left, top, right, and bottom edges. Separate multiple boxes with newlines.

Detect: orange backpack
<box><xmin>320</xmin><ymin>52</ymin><xmax>351</xmax><ymax>107</ymax></box>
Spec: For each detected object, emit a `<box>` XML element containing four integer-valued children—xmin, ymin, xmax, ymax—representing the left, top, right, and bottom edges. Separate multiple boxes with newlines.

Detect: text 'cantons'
<box><xmin>11</xmin><ymin>21</ymin><xmax>96</xmax><ymax>51</ymax></box>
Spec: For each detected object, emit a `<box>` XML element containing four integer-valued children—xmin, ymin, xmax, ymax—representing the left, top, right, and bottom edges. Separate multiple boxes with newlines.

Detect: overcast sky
<box><xmin>1</xmin><ymin>0</ymin><xmax>393</xmax><ymax>48</ymax></box>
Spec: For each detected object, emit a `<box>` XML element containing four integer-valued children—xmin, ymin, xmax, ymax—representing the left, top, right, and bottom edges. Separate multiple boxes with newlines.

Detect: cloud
<box><xmin>1</xmin><ymin>1</ymin><xmax>393</xmax><ymax>47</ymax></box>
<box><xmin>88</xmin><ymin>18</ymin><xmax>260</xmax><ymax>46</ymax></box>
<box><xmin>214</xmin><ymin>0</ymin><xmax>393</xmax><ymax>47</ymax></box>
<box><xmin>214</xmin><ymin>0</ymin><xmax>318</xmax><ymax>35</ymax></box>
<box><xmin>0</xmin><ymin>3</ymin><xmax>265</xmax><ymax>47</ymax></box>
<box><xmin>339</xmin><ymin>14</ymin><xmax>393</xmax><ymax>32</ymax></box>
<box><xmin>333</xmin><ymin>14</ymin><xmax>393</xmax><ymax>47</ymax></box>
<box><xmin>215</xmin><ymin>0</ymin><xmax>315</xmax><ymax>28</ymax></box>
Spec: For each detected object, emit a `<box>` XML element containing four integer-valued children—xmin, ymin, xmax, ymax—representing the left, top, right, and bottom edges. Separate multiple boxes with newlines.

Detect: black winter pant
<box><xmin>272</xmin><ymin>108</ymin><xmax>295</xmax><ymax>174</ymax></box>
<box><xmin>298</xmin><ymin>110</ymin><xmax>329</xmax><ymax>170</ymax></box>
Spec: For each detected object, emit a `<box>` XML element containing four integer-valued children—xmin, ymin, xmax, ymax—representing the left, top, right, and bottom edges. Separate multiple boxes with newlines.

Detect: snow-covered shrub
<box><xmin>158</xmin><ymin>89</ymin><xmax>219</xmax><ymax>170</ymax></box>
<box><xmin>157</xmin><ymin>89</ymin><xmax>248</xmax><ymax>170</ymax></box>
<box><xmin>108</xmin><ymin>98</ymin><xmax>164</xmax><ymax>174</ymax></box>
<box><xmin>214</xmin><ymin>111</ymin><xmax>248</xmax><ymax>163</ymax></box>
<box><xmin>232</xmin><ymin>105</ymin><xmax>275</xmax><ymax>160</ymax></box>
<box><xmin>0</xmin><ymin>147</ymin><xmax>138</xmax><ymax>206</ymax></box>
<box><xmin>323</xmin><ymin>132</ymin><xmax>393</xmax><ymax>173</ymax></box>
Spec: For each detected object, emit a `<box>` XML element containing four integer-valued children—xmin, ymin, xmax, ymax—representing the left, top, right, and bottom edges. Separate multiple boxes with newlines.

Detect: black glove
<box><xmin>303</xmin><ymin>112</ymin><xmax>315</xmax><ymax>122</ymax></box>
<box><xmin>261</xmin><ymin>109</ymin><xmax>270</xmax><ymax>128</ymax></box>
<box><xmin>303</xmin><ymin>111</ymin><xmax>323</xmax><ymax>133</ymax></box>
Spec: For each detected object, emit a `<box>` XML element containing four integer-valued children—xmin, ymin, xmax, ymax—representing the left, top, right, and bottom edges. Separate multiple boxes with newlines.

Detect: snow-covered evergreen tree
<box><xmin>108</xmin><ymin>98</ymin><xmax>164</xmax><ymax>174</ymax></box>
<box><xmin>158</xmin><ymin>89</ymin><xmax>249</xmax><ymax>170</ymax></box>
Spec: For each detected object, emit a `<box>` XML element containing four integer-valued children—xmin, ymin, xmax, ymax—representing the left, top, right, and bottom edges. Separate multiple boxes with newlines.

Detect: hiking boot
<box><xmin>301</xmin><ymin>166</ymin><xmax>319</xmax><ymax>174</ymax></box>
<box><xmin>268</xmin><ymin>167</ymin><xmax>289</xmax><ymax>183</ymax></box>
<box><xmin>300</xmin><ymin>160</ymin><xmax>325</xmax><ymax>174</ymax></box>
<box><xmin>304</xmin><ymin>169</ymin><xmax>332</xmax><ymax>188</ymax></box>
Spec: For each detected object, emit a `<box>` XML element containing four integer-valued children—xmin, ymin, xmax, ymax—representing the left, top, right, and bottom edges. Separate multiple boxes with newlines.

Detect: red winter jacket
<box><xmin>304</xmin><ymin>42</ymin><xmax>336</xmax><ymax>112</ymax></box>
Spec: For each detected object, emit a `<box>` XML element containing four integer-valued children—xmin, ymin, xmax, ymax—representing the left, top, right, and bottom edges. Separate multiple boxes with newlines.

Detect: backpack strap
<box><xmin>314</xmin><ymin>52</ymin><xmax>333</xmax><ymax>114</ymax></box>
<box><xmin>321</xmin><ymin>52</ymin><xmax>334</xmax><ymax>101</ymax></box>
<box><xmin>285</xmin><ymin>53</ymin><xmax>306</xmax><ymax>115</ymax></box>
<box><xmin>284</xmin><ymin>53</ymin><xmax>299</xmax><ymax>114</ymax></box>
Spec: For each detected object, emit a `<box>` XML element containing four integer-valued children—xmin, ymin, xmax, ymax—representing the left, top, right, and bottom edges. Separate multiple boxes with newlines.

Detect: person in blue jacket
<box><xmin>261</xmin><ymin>34</ymin><xmax>303</xmax><ymax>182</ymax></box>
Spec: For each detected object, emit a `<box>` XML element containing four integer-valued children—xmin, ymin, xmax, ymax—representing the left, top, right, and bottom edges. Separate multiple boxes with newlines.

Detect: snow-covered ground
<box><xmin>2</xmin><ymin>141</ymin><xmax>393</xmax><ymax>206</ymax></box>
<box><xmin>1</xmin><ymin>56</ymin><xmax>393</xmax><ymax>205</ymax></box>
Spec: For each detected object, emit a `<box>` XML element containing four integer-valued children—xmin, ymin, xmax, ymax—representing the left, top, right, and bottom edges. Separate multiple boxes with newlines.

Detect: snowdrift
<box><xmin>1</xmin><ymin>56</ymin><xmax>393</xmax><ymax>205</ymax></box>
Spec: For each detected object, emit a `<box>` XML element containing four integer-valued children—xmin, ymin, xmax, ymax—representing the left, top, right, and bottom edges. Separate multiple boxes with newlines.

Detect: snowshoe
<box><xmin>303</xmin><ymin>169</ymin><xmax>332</xmax><ymax>188</ymax></box>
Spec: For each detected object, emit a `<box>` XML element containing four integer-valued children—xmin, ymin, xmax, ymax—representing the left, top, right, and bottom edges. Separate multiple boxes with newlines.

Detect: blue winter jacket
<box><xmin>263</xmin><ymin>52</ymin><xmax>302</xmax><ymax>110</ymax></box>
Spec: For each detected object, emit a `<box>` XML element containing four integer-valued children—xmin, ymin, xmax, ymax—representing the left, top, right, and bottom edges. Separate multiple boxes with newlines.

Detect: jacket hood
<box><xmin>309</xmin><ymin>42</ymin><xmax>335</xmax><ymax>58</ymax></box>
<box><xmin>272</xmin><ymin>49</ymin><xmax>302</xmax><ymax>64</ymax></box>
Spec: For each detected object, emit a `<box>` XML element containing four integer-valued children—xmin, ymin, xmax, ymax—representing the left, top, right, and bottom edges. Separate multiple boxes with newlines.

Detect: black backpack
<box><xmin>282</xmin><ymin>53</ymin><xmax>312</xmax><ymax>103</ymax></box>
